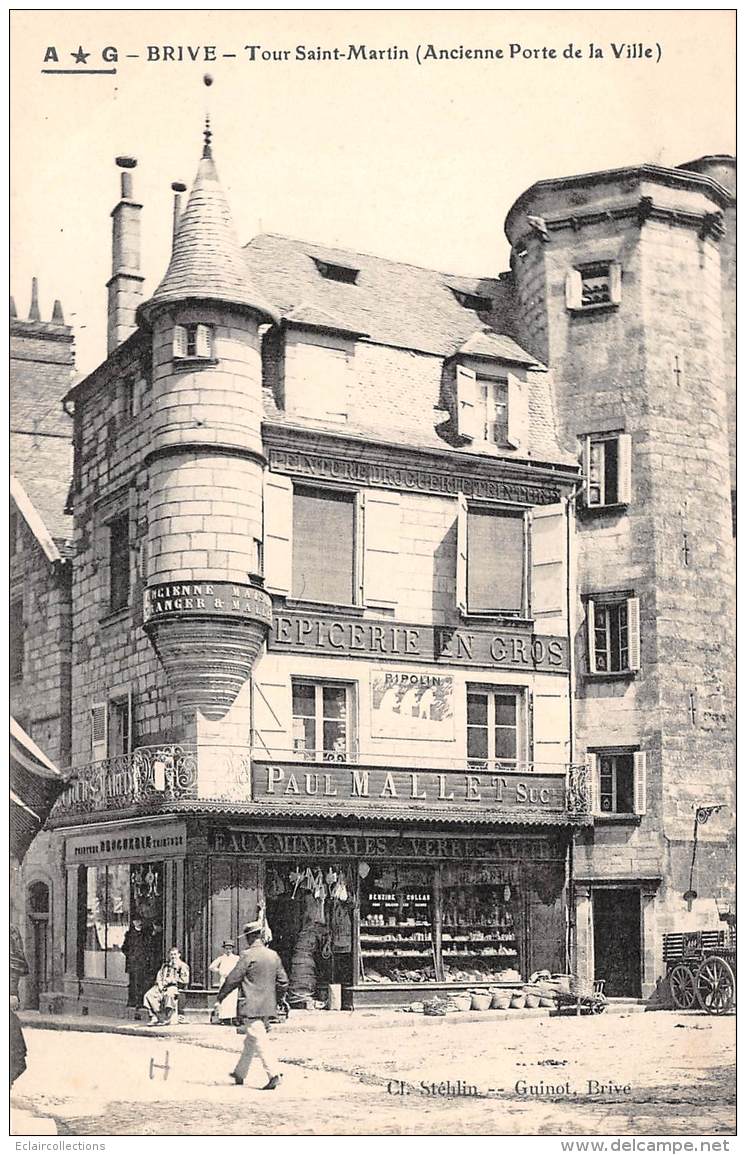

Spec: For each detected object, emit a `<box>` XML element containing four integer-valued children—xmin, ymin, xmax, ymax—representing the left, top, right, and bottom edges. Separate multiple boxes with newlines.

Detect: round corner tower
<box><xmin>504</xmin><ymin>160</ymin><xmax>735</xmax><ymax>973</ymax></box>
<box><xmin>138</xmin><ymin>127</ymin><xmax>276</xmax><ymax>754</ymax></box>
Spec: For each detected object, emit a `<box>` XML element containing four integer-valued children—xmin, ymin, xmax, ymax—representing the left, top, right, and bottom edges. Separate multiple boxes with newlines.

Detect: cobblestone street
<box><xmin>11</xmin><ymin>1010</ymin><xmax>735</xmax><ymax>1136</ymax></box>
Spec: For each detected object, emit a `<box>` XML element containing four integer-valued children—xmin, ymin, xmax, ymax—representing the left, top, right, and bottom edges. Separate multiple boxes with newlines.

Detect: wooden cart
<box><xmin>555</xmin><ymin>976</ymin><xmax>607</xmax><ymax>1015</ymax></box>
<box><xmin>664</xmin><ymin>928</ymin><xmax>736</xmax><ymax>1015</ymax></box>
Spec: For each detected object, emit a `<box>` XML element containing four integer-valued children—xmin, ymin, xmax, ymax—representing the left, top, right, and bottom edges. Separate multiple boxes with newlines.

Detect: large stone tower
<box><xmin>505</xmin><ymin>161</ymin><xmax>735</xmax><ymax>991</ymax></box>
<box><xmin>137</xmin><ymin>125</ymin><xmax>276</xmax><ymax>790</ymax></box>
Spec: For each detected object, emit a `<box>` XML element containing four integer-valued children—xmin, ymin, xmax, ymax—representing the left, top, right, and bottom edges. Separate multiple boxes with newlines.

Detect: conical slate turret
<box><xmin>142</xmin><ymin>137</ymin><xmax>276</xmax><ymax>322</ymax></box>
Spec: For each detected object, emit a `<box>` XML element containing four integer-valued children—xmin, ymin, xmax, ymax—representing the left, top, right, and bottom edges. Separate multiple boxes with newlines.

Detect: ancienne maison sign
<box><xmin>270</xmin><ymin>612</ymin><xmax>569</xmax><ymax>673</ymax></box>
<box><xmin>269</xmin><ymin>447</ymin><xmax>562</xmax><ymax>505</ymax></box>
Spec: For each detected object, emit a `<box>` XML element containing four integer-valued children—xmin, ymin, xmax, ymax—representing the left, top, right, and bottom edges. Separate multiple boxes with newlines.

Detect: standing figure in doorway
<box><xmin>208</xmin><ymin>939</ymin><xmax>240</xmax><ymax>1023</ymax></box>
<box><xmin>218</xmin><ymin>919</ymin><xmax>289</xmax><ymax>1090</ymax></box>
<box><xmin>122</xmin><ymin>917</ymin><xmax>152</xmax><ymax>1008</ymax></box>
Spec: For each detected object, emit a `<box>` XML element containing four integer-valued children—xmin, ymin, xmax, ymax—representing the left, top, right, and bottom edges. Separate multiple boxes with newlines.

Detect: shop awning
<box><xmin>166</xmin><ymin>798</ymin><xmax>593</xmax><ymax>826</ymax></box>
<box><xmin>10</xmin><ymin>717</ymin><xmax>69</xmax><ymax>860</ymax></box>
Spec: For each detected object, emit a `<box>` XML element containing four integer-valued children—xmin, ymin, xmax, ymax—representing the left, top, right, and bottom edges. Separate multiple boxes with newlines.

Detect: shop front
<box><xmin>61</xmin><ymin>818</ymin><xmax>187</xmax><ymax>1017</ymax></box>
<box><xmin>190</xmin><ymin>820</ymin><xmax>570</xmax><ymax>1009</ymax></box>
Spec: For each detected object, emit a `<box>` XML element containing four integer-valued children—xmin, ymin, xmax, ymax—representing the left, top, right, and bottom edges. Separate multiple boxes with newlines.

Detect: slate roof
<box><xmin>10</xmin><ymin>320</ymin><xmax>74</xmax><ymax>546</ymax></box>
<box><xmin>454</xmin><ymin>329</ymin><xmax>543</xmax><ymax>366</ymax></box>
<box><xmin>143</xmin><ymin>148</ymin><xmax>278</xmax><ymax>322</ymax></box>
<box><xmin>243</xmin><ymin>233</ymin><xmax>518</xmax><ymax>358</ymax></box>
<box><xmin>10</xmin><ymin>436</ymin><xmax>73</xmax><ymax>545</ymax></box>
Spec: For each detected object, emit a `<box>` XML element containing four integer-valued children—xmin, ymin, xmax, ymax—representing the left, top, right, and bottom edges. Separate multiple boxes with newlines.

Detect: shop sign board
<box><xmin>65</xmin><ymin>820</ymin><xmax>187</xmax><ymax>865</ymax></box>
<box><xmin>370</xmin><ymin>670</ymin><xmax>454</xmax><ymax>740</ymax></box>
<box><xmin>270</xmin><ymin>612</ymin><xmax>569</xmax><ymax>673</ymax></box>
<box><xmin>143</xmin><ymin>581</ymin><xmax>272</xmax><ymax>625</ymax></box>
<box><xmin>207</xmin><ymin>826</ymin><xmax>565</xmax><ymax>862</ymax></box>
<box><xmin>269</xmin><ymin>446</ymin><xmax>563</xmax><ymax>506</ymax></box>
<box><xmin>252</xmin><ymin>761</ymin><xmax>566</xmax><ymax>812</ymax></box>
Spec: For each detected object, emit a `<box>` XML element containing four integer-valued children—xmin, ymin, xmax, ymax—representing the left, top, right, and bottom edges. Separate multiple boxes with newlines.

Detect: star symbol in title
<box><xmin>71</xmin><ymin>45</ymin><xmax>90</xmax><ymax>64</ymax></box>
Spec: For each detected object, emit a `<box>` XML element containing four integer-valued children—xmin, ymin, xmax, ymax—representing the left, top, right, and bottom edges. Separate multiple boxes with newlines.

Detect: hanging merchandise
<box><xmin>332</xmin><ymin>871</ymin><xmax>348</xmax><ymax>902</ymax></box>
<box><xmin>289</xmin><ymin>867</ymin><xmax>305</xmax><ymax>899</ymax></box>
<box><xmin>359</xmin><ymin>861</ymin><xmax>370</xmax><ymax>879</ymax></box>
<box><xmin>331</xmin><ymin>900</ymin><xmax>352</xmax><ymax>951</ymax></box>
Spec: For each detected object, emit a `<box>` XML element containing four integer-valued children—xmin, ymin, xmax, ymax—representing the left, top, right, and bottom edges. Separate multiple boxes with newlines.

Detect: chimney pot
<box><xmin>52</xmin><ymin>299</ymin><xmax>65</xmax><ymax>324</ymax></box>
<box><xmin>10</xmin><ymin>295</ymin><xmax>17</xmax><ymax>318</ymax></box>
<box><xmin>171</xmin><ymin>181</ymin><xmax>187</xmax><ymax>243</ymax></box>
<box><xmin>29</xmin><ymin>277</ymin><xmax>41</xmax><ymax>321</ymax></box>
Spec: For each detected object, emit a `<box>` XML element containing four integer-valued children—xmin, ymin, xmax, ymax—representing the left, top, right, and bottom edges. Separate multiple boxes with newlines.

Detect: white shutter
<box><xmin>456</xmin><ymin>364</ymin><xmax>479</xmax><ymax>441</ymax></box>
<box><xmin>252</xmin><ymin>680</ymin><xmax>289</xmax><ymax>758</ymax></box>
<box><xmin>633</xmin><ymin>751</ymin><xmax>647</xmax><ymax>815</ymax></box>
<box><xmin>263</xmin><ymin>473</ymin><xmax>293</xmax><ymax>595</ymax></box>
<box><xmin>506</xmin><ymin>373</ymin><xmax>529</xmax><ymax>450</ymax></box>
<box><xmin>587</xmin><ymin>753</ymin><xmax>599</xmax><ymax>815</ymax></box>
<box><xmin>91</xmin><ymin>702</ymin><xmax>108</xmax><ymax>762</ymax></box>
<box><xmin>173</xmin><ymin>324</ymin><xmax>187</xmax><ymax>358</ymax></box>
<box><xmin>195</xmin><ymin>323</ymin><xmax>212</xmax><ymax>358</ymax></box>
<box><xmin>530</xmin><ymin>502</ymin><xmax>565</xmax><ymax>622</ymax></box>
<box><xmin>456</xmin><ymin>493</ymin><xmax>468</xmax><ymax>614</ymax></box>
<box><xmin>609</xmin><ymin>262</ymin><xmax>623</xmax><ymax>306</ymax></box>
<box><xmin>626</xmin><ymin>596</ymin><xmax>641</xmax><ymax>671</ymax></box>
<box><xmin>565</xmin><ymin>269</ymin><xmax>583</xmax><ymax>310</ymax></box>
<box><xmin>581</xmin><ymin>436</ymin><xmax>592</xmax><ymax>507</ymax></box>
<box><xmin>362</xmin><ymin>489</ymin><xmax>400</xmax><ymax>607</ymax></box>
<box><xmin>586</xmin><ymin>599</ymin><xmax>597</xmax><ymax>673</ymax></box>
<box><xmin>354</xmin><ymin>491</ymin><xmax>365</xmax><ymax>605</ymax></box>
<box><xmin>125</xmin><ymin>689</ymin><xmax>133</xmax><ymax>755</ymax></box>
<box><xmin>616</xmin><ymin>434</ymin><xmax>633</xmax><ymax>504</ymax></box>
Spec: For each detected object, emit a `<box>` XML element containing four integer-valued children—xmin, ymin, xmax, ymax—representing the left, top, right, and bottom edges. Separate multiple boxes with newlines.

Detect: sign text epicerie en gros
<box><xmin>270</xmin><ymin>612</ymin><xmax>568</xmax><ymax>672</ymax></box>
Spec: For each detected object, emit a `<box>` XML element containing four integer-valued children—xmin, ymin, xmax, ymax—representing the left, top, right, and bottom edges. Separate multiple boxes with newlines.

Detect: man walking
<box><xmin>217</xmin><ymin>919</ymin><xmax>289</xmax><ymax>1090</ymax></box>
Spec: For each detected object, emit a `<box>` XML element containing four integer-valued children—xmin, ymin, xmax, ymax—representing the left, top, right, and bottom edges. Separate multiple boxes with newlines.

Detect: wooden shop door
<box><xmin>592</xmin><ymin>887</ymin><xmax>641</xmax><ymax>998</ymax></box>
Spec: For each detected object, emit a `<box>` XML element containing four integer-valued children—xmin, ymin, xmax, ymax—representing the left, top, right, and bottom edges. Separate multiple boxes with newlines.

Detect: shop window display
<box><xmin>79</xmin><ymin>861</ymin><xmax>164</xmax><ymax>982</ymax></box>
<box><xmin>359</xmin><ymin>863</ymin><xmax>437</xmax><ymax>984</ymax></box>
<box><xmin>440</xmin><ymin>867</ymin><xmax>520</xmax><ymax>984</ymax></box>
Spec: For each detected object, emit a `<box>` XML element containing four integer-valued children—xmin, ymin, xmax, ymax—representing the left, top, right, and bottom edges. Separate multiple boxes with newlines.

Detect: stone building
<box><xmin>16</xmin><ymin>130</ymin><xmax>734</xmax><ymax>1014</ymax></box>
<box><xmin>10</xmin><ymin>282</ymin><xmax>75</xmax><ymax>1007</ymax></box>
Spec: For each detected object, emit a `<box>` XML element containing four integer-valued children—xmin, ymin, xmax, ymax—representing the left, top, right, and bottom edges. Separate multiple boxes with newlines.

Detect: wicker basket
<box><xmin>471</xmin><ymin>992</ymin><xmax>492</xmax><ymax>1011</ymax></box>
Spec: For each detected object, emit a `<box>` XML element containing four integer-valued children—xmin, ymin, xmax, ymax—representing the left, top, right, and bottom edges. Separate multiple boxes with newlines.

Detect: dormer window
<box><xmin>451</xmin><ymin>288</ymin><xmax>492</xmax><ymax>311</ymax></box>
<box><xmin>455</xmin><ymin>364</ymin><xmax>528</xmax><ymax>450</ymax></box>
<box><xmin>173</xmin><ymin>322</ymin><xmax>214</xmax><ymax>361</ymax></box>
<box><xmin>313</xmin><ymin>259</ymin><xmax>359</xmax><ymax>284</ymax></box>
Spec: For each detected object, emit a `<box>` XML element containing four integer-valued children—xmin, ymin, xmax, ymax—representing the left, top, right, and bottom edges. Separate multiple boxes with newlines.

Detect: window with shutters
<box><xmin>109</xmin><ymin>694</ymin><xmax>133</xmax><ymax>757</ymax></box>
<box><xmin>108</xmin><ymin>512</ymin><xmax>130</xmax><ymax>612</ymax></box>
<box><xmin>586</xmin><ymin>594</ymin><xmax>641</xmax><ymax>676</ymax></box>
<box><xmin>566</xmin><ymin>261</ymin><xmax>622</xmax><ymax>312</ymax></box>
<box><xmin>455</xmin><ymin>363</ymin><xmax>528</xmax><ymax>450</ymax></box>
<box><xmin>10</xmin><ymin>597</ymin><xmax>24</xmax><ymax>680</ymax></box>
<box><xmin>477</xmin><ymin>376</ymin><xmax>509</xmax><ymax>445</ymax></box>
<box><xmin>173</xmin><ymin>322</ymin><xmax>214</xmax><ymax>362</ymax></box>
<box><xmin>466</xmin><ymin>686</ymin><xmax>527</xmax><ymax>770</ymax></box>
<box><xmin>291</xmin><ymin>680</ymin><xmax>355</xmax><ymax>762</ymax></box>
<box><xmin>292</xmin><ymin>485</ymin><xmax>356</xmax><ymax>606</ymax></box>
<box><xmin>588</xmin><ymin>749</ymin><xmax>647</xmax><ymax>817</ymax></box>
<box><xmin>457</xmin><ymin>498</ymin><xmax>527</xmax><ymax>617</ymax></box>
<box><xmin>583</xmin><ymin>433</ymin><xmax>632</xmax><ymax>508</ymax></box>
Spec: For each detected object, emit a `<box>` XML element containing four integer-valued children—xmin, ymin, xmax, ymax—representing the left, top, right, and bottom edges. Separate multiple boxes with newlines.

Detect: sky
<box><xmin>10</xmin><ymin>10</ymin><xmax>736</xmax><ymax>377</ymax></box>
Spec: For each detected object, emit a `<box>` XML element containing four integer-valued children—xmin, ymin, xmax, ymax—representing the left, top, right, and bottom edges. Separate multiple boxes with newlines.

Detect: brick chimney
<box><xmin>106</xmin><ymin>156</ymin><xmax>144</xmax><ymax>353</ymax></box>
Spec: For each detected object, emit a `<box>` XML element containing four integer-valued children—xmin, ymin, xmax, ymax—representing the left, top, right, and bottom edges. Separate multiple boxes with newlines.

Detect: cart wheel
<box><xmin>695</xmin><ymin>956</ymin><xmax>735</xmax><ymax>1015</ymax></box>
<box><xmin>669</xmin><ymin>963</ymin><xmax>697</xmax><ymax>1010</ymax></box>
